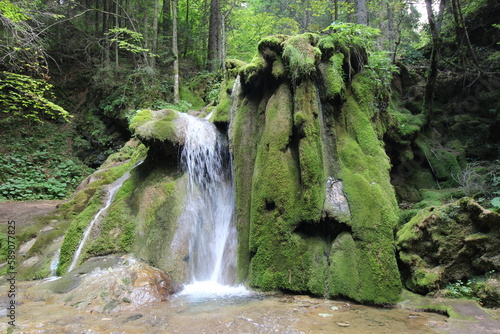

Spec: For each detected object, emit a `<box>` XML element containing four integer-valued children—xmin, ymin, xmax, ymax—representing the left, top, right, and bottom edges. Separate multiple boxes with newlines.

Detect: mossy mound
<box><xmin>396</xmin><ymin>198</ymin><xmax>500</xmax><ymax>295</ymax></box>
<box><xmin>230</xmin><ymin>33</ymin><xmax>401</xmax><ymax>304</ymax></box>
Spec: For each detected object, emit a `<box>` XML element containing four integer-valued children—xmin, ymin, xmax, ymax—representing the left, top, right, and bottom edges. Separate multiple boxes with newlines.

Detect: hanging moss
<box><xmin>319</xmin><ymin>53</ymin><xmax>346</xmax><ymax>100</ymax></box>
<box><xmin>294</xmin><ymin>80</ymin><xmax>326</xmax><ymax>221</ymax></box>
<box><xmin>331</xmin><ymin>73</ymin><xmax>401</xmax><ymax>303</ymax></box>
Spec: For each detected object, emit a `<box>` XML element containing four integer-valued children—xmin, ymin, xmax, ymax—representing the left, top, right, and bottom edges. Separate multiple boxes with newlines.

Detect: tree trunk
<box><xmin>151</xmin><ymin>0</ymin><xmax>159</xmax><ymax>69</ymax></box>
<box><xmin>356</xmin><ymin>0</ymin><xmax>368</xmax><ymax>25</ymax></box>
<box><xmin>115</xmin><ymin>0</ymin><xmax>119</xmax><ymax>71</ymax></box>
<box><xmin>183</xmin><ymin>0</ymin><xmax>190</xmax><ymax>58</ymax></box>
<box><xmin>172</xmin><ymin>0</ymin><xmax>180</xmax><ymax>104</ymax></box>
<box><xmin>207</xmin><ymin>0</ymin><xmax>221</xmax><ymax>71</ymax></box>
<box><xmin>423</xmin><ymin>0</ymin><xmax>443</xmax><ymax>124</ymax></box>
<box><xmin>334</xmin><ymin>0</ymin><xmax>338</xmax><ymax>21</ymax></box>
<box><xmin>162</xmin><ymin>0</ymin><xmax>172</xmax><ymax>48</ymax></box>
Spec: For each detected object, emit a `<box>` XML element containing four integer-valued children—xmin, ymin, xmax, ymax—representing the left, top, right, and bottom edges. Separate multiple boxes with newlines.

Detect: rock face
<box><xmin>215</xmin><ymin>32</ymin><xmax>402</xmax><ymax>303</ymax></box>
<box><xmin>46</xmin><ymin>255</ymin><xmax>181</xmax><ymax>313</ymax></box>
<box><xmin>396</xmin><ymin>198</ymin><xmax>500</xmax><ymax>294</ymax></box>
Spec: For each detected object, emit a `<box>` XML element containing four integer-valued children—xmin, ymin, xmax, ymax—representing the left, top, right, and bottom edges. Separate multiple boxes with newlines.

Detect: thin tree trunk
<box><xmin>172</xmin><ymin>0</ymin><xmax>180</xmax><ymax>104</ymax></box>
<box><xmin>334</xmin><ymin>0</ymin><xmax>338</xmax><ymax>21</ymax></box>
<box><xmin>162</xmin><ymin>0</ymin><xmax>172</xmax><ymax>48</ymax></box>
<box><xmin>151</xmin><ymin>0</ymin><xmax>159</xmax><ymax>69</ymax></box>
<box><xmin>183</xmin><ymin>0</ymin><xmax>190</xmax><ymax>58</ymax></box>
<box><xmin>115</xmin><ymin>0</ymin><xmax>119</xmax><ymax>71</ymax></box>
<box><xmin>423</xmin><ymin>0</ymin><xmax>443</xmax><ymax>124</ymax></box>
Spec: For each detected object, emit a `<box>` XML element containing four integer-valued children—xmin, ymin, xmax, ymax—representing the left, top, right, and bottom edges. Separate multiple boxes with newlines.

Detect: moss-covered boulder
<box><xmin>229</xmin><ymin>33</ymin><xmax>401</xmax><ymax>304</ymax></box>
<box><xmin>396</xmin><ymin>198</ymin><xmax>500</xmax><ymax>294</ymax></box>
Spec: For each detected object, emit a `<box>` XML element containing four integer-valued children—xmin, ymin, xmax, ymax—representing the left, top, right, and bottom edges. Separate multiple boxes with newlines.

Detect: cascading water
<box><xmin>67</xmin><ymin>162</ymin><xmax>142</xmax><ymax>273</ymax></box>
<box><xmin>177</xmin><ymin>112</ymin><xmax>245</xmax><ymax>297</ymax></box>
<box><xmin>172</xmin><ymin>79</ymin><xmax>255</xmax><ymax>300</ymax></box>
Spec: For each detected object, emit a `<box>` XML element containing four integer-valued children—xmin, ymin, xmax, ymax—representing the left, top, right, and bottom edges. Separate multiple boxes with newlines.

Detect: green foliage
<box><xmin>321</xmin><ymin>22</ymin><xmax>381</xmax><ymax>51</ymax></box>
<box><xmin>107</xmin><ymin>28</ymin><xmax>155</xmax><ymax>56</ymax></box>
<box><xmin>445</xmin><ymin>279</ymin><xmax>479</xmax><ymax>299</ymax></box>
<box><xmin>0</xmin><ymin>0</ymin><xmax>31</xmax><ymax>22</ymax></box>
<box><xmin>282</xmin><ymin>34</ymin><xmax>321</xmax><ymax>83</ymax></box>
<box><xmin>0</xmin><ymin>119</ymin><xmax>92</xmax><ymax>201</ymax></box>
<box><xmin>365</xmin><ymin>51</ymin><xmax>398</xmax><ymax>100</ymax></box>
<box><xmin>0</xmin><ymin>71</ymin><xmax>70</xmax><ymax>122</ymax></box>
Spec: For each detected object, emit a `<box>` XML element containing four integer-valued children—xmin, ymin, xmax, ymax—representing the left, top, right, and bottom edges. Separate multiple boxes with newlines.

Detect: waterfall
<box><xmin>67</xmin><ymin>162</ymin><xmax>141</xmax><ymax>273</ymax></box>
<box><xmin>178</xmin><ymin>112</ymin><xmax>237</xmax><ymax>286</ymax></box>
<box><xmin>50</xmin><ymin>248</ymin><xmax>60</xmax><ymax>276</ymax></box>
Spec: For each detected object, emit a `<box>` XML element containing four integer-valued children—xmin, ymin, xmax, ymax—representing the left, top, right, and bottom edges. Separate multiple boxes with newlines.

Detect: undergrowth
<box><xmin>0</xmin><ymin>116</ymin><xmax>93</xmax><ymax>201</ymax></box>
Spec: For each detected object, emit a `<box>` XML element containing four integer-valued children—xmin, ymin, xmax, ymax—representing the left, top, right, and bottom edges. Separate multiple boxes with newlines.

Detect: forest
<box><xmin>0</xmin><ymin>0</ymin><xmax>498</xmax><ymax>202</ymax></box>
<box><xmin>1</xmin><ymin>0</ymin><xmax>500</xmax><ymax>314</ymax></box>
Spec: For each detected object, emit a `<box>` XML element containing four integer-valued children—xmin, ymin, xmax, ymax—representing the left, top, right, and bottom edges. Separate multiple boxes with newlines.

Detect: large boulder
<box><xmin>396</xmin><ymin>198</ymin><xmax>500</xmax><ymax>294</ymax></box>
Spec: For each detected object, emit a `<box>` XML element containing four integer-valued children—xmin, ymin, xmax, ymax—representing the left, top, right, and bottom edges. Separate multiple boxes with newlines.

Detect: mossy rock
<box><xmin>230</xmin><ymin>34</ymin><xmax>402</xmax><ymax>304</ymax></box>
<box><xmin>396</xmin><ymin>198</ymin><xmax>500</xmax><ymax>294</ymax></box>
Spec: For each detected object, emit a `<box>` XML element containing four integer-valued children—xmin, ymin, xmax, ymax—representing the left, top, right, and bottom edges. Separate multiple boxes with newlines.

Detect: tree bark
<box><xmin>423</xmin><ymin>0</ymin><xmax>443</xmax><ymax>124</ymax></box>
<box><xmin>356</xmin><ymin>0</ymin><xmax>368</xmax><ymax>25</ymax></box>
<box><xmin>172</xmin><ymin>0</ymin><xmax>180</xmax><ymax>104</ymax></box>
<box><xmin>207</xmin><ymin>0</ymin><xmax>221</xmax><ymax>71</ymax></box>
<box><xmin>151</xmin><ymin>0</ymin><xmax>159</xmax><ymax>69</ymax></box>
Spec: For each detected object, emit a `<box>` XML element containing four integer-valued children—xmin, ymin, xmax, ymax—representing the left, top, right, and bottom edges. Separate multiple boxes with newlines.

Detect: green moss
<box><xmin>130</xmin><ymin>109</ymin><xmax>179</xmax><ymax>143</ymax></box>
<box><xmin>388</xmin><ymin>106</ymin><xmax>426</xmax><ymax>138</ymax></box>
<box><xmin>329</xmin><ymin>72</ymin><xmax>401</xmax><ymax>303</ymax></box>
<box><xmin>282</xmin><ymin>33</ymin><xmax>321</xmax><ymax>82</ymax></box>
<box><xmin>231</xmin><ymin>92</ymin><xmax>265</xmax><ymax>282</ymax></box>
<box><xmin>180</xmin><ymin>85</ymin><xmax>205</xmax><ymax>109</ymax></box>
<box><xmin>212</xmin><ymin>75</ymin><xmax>236</xmax><ymax>124</ymax></box>
<box><xmin>328</xmin><ymin>232</ymin><xmax>360</xmax><ymax>298</ymax></box>
<box><xmin>240</xmin><ymin>53</ymin><xmax>268</xmax><ymax>85</ymax></box>
<box><xmin>320</xmin><ymin>53</ymin><xmax>345</xmax><ymax>100</ymax></box>
<box><xmin>294</xmin><ymin>80</ymin><xmax>325</xmax><ymax>220</ymax></box>
<box><xmin>415</xmin><ymin>134</ymin><xmax>461</xmax><ymax>181</ymax></box>
<box><xmin>129</xmin><ymin>109</ymin><xmax>153</xmax><ymax>131</ymax></box>
<box><xmin>57</xmin><ymin>143</ymin><xmax>146</xmax><ymax>274</ymax></box>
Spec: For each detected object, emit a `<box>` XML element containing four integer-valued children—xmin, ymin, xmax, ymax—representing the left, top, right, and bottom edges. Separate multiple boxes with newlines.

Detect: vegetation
<box><xmin>0</xmin><ymin>0</ymin><xmax>499</xmax><ymax>308</ymax></box>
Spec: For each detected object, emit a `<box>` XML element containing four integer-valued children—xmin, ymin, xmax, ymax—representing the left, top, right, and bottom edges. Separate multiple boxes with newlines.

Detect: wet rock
<box><xmin>52</xmin><ymin>255</ymin><xmax>182</xmax><ymax>313</ymax></box>
<box><xmin>323</xmin><ymin>177</ymin><xmax>351</xmax><ymax>222</ymax></box>
<box><xmin>396</xmin><ymin>198</ymin><xmax>500</xmax><ymax>294</ymax></box>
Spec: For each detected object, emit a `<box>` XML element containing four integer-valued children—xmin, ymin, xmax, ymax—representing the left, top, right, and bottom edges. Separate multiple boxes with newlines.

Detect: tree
<box><xmin>357</xmin><ymin>0</ymin><xmax>368</xmax><ymax>25</ymax></box>
<box><xmin>172</xmin><ymin>0</ymin><xmax>180</xmax><ymax>103</ymax></box>
<box><xmin>207</xmin><ymin>0</ymin><xmax>222</xmax><ymax>71</ymax></box>
<box><xmin>423</xmin><ymin>0</ymin><xmax>446</xmax><ymax>123</ymax></box>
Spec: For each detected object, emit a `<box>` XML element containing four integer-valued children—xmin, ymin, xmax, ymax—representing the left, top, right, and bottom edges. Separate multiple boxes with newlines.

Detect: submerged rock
<box><xmin>45</xmin><ymin>254</ymin><xmax>181</xmax><ymax>313</ymax></box>
<box><xmin>396</xmin><ymin>198</ymin><xmax>500</xmax><ymax>295</ymax></box>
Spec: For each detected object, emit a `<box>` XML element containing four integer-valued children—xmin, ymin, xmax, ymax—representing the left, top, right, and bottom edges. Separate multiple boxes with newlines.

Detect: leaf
<box><xmin>491</xmin><ymin>197</ymin><xmax>500</xmax><ymax>208</ymax></box>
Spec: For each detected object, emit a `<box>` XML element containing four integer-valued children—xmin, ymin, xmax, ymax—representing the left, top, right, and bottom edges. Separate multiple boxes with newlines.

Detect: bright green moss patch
<box><xmin>130</xmin><ymin>108</ymin><xmax>179</xmax><ymax>143</ymax></box>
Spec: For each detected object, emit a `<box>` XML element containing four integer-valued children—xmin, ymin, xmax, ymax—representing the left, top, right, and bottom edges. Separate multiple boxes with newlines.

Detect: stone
<box><xmin>396</xmin><ymin>198</ymin><xmax>500</xmax><ymax>294</ymax></box>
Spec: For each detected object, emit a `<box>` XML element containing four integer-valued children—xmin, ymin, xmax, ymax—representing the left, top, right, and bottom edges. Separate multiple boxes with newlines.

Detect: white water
<box><xmin>178</xmin><ymin>113</ymin><xmax>240</xmax><ymax>294</ymax></box>
<box><xmin>50</xmin><ymin>248</ymin><xmax>60</xmax><ymax>276</ymax></box>
<box><xmin>67</xmin><ymin>163</ymin><xmax>141</xmax><ymax>273</ymax></box>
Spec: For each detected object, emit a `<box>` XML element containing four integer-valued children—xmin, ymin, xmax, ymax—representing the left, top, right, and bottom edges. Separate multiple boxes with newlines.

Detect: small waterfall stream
<box><xmin>67</xmin><ymin>163</ymin><xmax>141</xmax><ymax>273</ymax></box>
<box><xmin>177</xmin><ymin>112</ymin><xmax>243</xmax><ymax>296</ymax></box>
